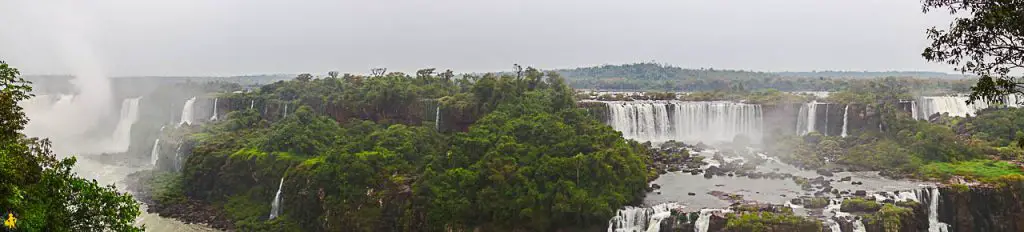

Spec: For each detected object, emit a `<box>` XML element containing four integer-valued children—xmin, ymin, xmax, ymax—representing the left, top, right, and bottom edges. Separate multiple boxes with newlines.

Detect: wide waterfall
<box><xmin>605</xmin><ymin>101</ymin><xmax>763</xmax><ymax>144</ymax></box>
<box><xmin>840</xmin><ymin>105</ymin><xmax>849</xmax><ymax>137</ymax></box>
<box><xmin>150</xmin><ymin>139</ymin><xmax>160</xmax><ymax>166</ymax></box>
<box><xmin>796</xmin><ymin>102</ymin><xmax>820</xmax><ymax>136</ymax></box>
<box><xmin>915</xmin><ymin>96</ymin><xmax>989</xmax><ymax>119</ymax></box>
<box><xmin>109</xmin><ymin>98</ymin><xmax>141</xmax><ymax>153</ymax></box>
<box><xmin>209</xmin><ymin>98</ymin><xmax>219</xmax><ymax>121</ymax></box>
<box><xmin>179</xmin><ymin>97</ymin><xmax>197</xmax><ymax>126</ymax></box>
<box><xmin>269</xmin><ymin>177</ymin><xmax>285</xmax><ymax>220</ymax></box>
<box><xmin>607</xmin><ymin>203</ymin><xmax>680</xmax><ymax>232</ymax></box>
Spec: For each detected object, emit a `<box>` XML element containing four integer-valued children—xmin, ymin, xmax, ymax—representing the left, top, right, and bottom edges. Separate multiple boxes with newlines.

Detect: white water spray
<box><xmin>435</xmin><ymin>106</ymin><xmax>441</xmax><ymax>131</ymax></box>
<box><xmin>841</xmin><ymin>105</ymin><xmax>849</xmax><ymax>137</ymax></box>
<box><xmin>283</xmin><ymin>103</ymin><xmax>289</xmax><ymax>118</ymax></box>
<box><xmin>250</xmin><ymin>100</ymin><xmax>255</xmax><ymax>110</ymax></box>
<box><xmin>269</xmin><ymin>177</ymin><xmax>285</xmax><ymax>220</ymax></box>
<box><xmin>108</xmin><ymin>97</ymin><xmax>141</xmax><ymax>153</ymax></box>
<box><xmin>179</xmin><ymin>97</ymin><xmax>197</xmax><ymax>126</ymax></box>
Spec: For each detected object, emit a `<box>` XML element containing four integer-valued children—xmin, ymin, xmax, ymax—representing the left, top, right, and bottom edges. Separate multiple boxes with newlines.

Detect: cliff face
<box><xmin>939</xmin><ymin>183</ymin><xmax>1024</xmax><ymax>232</ymax></box>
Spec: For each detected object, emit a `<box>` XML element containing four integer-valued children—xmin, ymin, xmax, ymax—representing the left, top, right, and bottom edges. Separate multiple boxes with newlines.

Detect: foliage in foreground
<box><xmin>0</xmin><ymin>61</ymin><xmax>142</xmax><ymax>231</ymax></box>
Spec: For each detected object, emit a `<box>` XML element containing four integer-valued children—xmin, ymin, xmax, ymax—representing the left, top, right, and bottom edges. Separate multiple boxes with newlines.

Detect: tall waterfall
<box><xmin>606</xmin><ymin>101</ymin><xmax>763</xmax><ymax>144</ymax></box>
<box><xmin>269</xmin><ymin>177</ymin><xmax>285</xmax><ymax>220</ymax></box>
<box><xmin>209</xmin><ymin>98</ymin><xmax>219</xmax><ymax>121</ymax></box>
<box><xmin>796</xmin><ymin>102</ymin><xmax>820</xmax><ymax>135</ymax></box>
<box><xmin>1005</xmin><ymin>94</ymin><xmax>1023</xmax><ymax>107</ymax></box>
<box><xmin>841</xmin><ymin>105</ymin><xmax>849</xmax><ymax>137</ymax></box>
<box><xmin>250</xmin><ymin>99</ymin><xmax>255</xmax><ymax>110</ymax></box>
<box><xmin>915</xmin><ymin>96</ymin><xmax>988</xmax><ymax>119</ymax></box>
<box><xmin>435</xmin><ymin>107</ymin><xmax>441</xmax><ymax>131</ymax></box>
<box><xmin>179</xmin><ymin>97</ymin><xmax>197</xmax><ymax>126</ymax></box>
<box><xmin>109</xmin><ymin>98</ymin><xmax>141</xmax><ymax>153</ymax></box>
<box><xmin>283</xmin><ymin>103</ymin><xmax>289</xmax><ymax>118</ymax></box>
<box><xmin>911</xmin><ymin>101</ymin><xmax>919</xmax><ymax>120</ymax></box>
<box><xmin>150</xmin><ymin>139</ymin><xmax>160</xmax><ymax>166</ymax></box>
<box><xmin>920</xmin><ymin>187</ymin><xmax>950</xmax><ymax>232</ymax></box>
<box><xmin>607</xmin><ymin>203</ymin><xmax>679</xmax><ymax>232</ymax></box>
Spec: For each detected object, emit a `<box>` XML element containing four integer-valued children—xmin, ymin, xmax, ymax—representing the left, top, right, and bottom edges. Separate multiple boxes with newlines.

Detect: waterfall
<box><xmin>209</xmin><ymin>98</ymin><xmax>219</xmax><ymax>121</ymax></box>
<box><xmin>435</xmin><ymin>106</ymin><xmax>441</xmax><ymax>131</ymax></box>
<box><xmin>605</xmin><ymin>101</ymin><xmax>763</xmax><ymax>144</ymax></box>
<box><xmin>916</xmin><ymin>96</ymin><xmax>989</xmax><ymax>119</ymax></box>
<box><xmin>179</xmin><ymin>97</ymin><xmax>197</xmax><ymax>126</ymax></box>
<box><xmin>852</xmin><ymin>218</ymin><xmax>866</xmax><ymax>232</ymax></box>
<box><xmin>695</xmin><ymin>209</ymin><xmax>730</xmax><ymax>232</ymax></box>
<box><xmin>1005</xmin><ymin>94</ymin><xmax>1022</xmax><ymax>107</ymax></box>
<box><xmin>269</xmin><ymin>177</ymin><xmax>285</xmax><ymax>220</ymax></box>
<box><xmin>283</xmin><ymin>103</ymin><xmax>289</xmax><ymax>118</ymax></box>
<box><xmin>823</xmin><ymin>104</ymin><xmax>830</xmax><ymax>136</ymax></box>
<box><xmin>109</xmin><ymin>98</ymin><xmax>141</xmax><ymax>153</ymax></box>
<box><xmin>606</xmin><ymin>203</ymin><xmax>680</xmax><ymax>232</ymax></box>
<box><xmin>150</xmin><ymin>139</ymin><xmax>160</xmax><ymax>166</ymax></box>
<box><xmin>911</xmin><ymin>101</ymin><xmax>919</xmax><ymax>120</ymax></box>
<box><xmin>796</xmin><ymin>102</ymin><xmax>820</xmax><ymax>135</ymax></box>
<box><xmin>827</xmin><ymin>219</ymin><xmax>842</xmax><ymax>232</ymax></box>
<box><xmin>841</xmin><ymin>105</ymin><xmax>849</xmax><ymax>137</ymax></box>
<box><xmin>250</xmin><ymin>99</ymin><xmax>255</xmax><ymax>110</ymax></box>
<box><xmin>923</xmin><ymin>187</ymin><xmax>950</xmax><ymax>232</ymax></box>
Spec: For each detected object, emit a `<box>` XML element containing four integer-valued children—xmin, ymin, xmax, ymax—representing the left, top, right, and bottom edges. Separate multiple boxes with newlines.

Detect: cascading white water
<box><xmin>435</xmin><ymin>107</ymin><xmax>441</xmax><ymax>131</ymax></box>
<box><xmin>109</xmin><ymin>98</ymin><xmax>141</xmax><ymax>153</ymax></box>
<box><xmin>827</xmin><ymin>219</ymin><xmax>842</xmax><ymax>232</ymax></box>
<box><xmin>179</xmin><ymin>97</ymin><xmax>197</xmax><ymax>126</ymax></box>
<box><xmin>606</xmin><ymin>203</ymin><xmax>680</xmax><ymax>232</ymax></box>
<box><xmin>209</xmin><ymin>98</ymin><xmax>219</xmax><ymax>121</ymax></box>
<box><xmin>283</xmin><ymin>103</ymin><xmax>289</xmax><ymax>118</ymax></box>
<box><xmin>150</xmin><ymin>139</ymin><xmax>160</xmax><ymax>166</ymax></box>
<box><xmin>606</xmin><ymin>101</ymin><xmax>763</xmax><ymax>144</ymax></box>
<box><xmin>269</xmin><ymin>177</ymin><xmax>285</xmax><ymax>220</ymax></box>
<box><xmin>916</xmin><ymin>96</ymin><xmax>989</xmax><ymax>119</ymax></box>
<box><xmin>911</xmin><ymin>101</ymin><xmax>919</xmax><ymax>120</ymax></box>
<box><xmin>1004</xmin><ymin>94</ymin><xmax>1022</xmax><ymax>108</ymax></box>
<box><xmin>927</xmin><ymin>187</ymin><xmax>949</xmax><ymax>232</ymax></box>
<box><xmin>796</xmin><ymin>102</ymin><xmax>820</xmax><ymax>136</ymax></box>
<box><xmin>695</xmin><ymin>209</ymin><xmax>730</xmax><ymax>232</ymax></box>
<box><xmin>250</xmin><ymin>99</ymin><xmax>255</xmax><ymax>110</ymax></box>
<box><xmin>852</xmin><ymin>218</ymin><xmax>866</xmax><ymax>232</ymax></box>
<box><xmin>840</xmin><ymin>105</ymin><xmax>849</xmax><ymax>137</ymax></box>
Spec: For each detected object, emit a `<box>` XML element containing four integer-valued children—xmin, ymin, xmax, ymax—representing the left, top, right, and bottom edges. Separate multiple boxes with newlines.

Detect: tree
<box><xmin>922</xmin><ymin>0</ymin><xmax>1024</xmax><ymax>104</ymax></box>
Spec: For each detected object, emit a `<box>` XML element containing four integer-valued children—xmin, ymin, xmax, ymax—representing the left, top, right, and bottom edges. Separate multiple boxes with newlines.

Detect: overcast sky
<box><xmin>0</xmin><ymin>0</ymin><xmax>956</xmax><ymax>76</ymax></box>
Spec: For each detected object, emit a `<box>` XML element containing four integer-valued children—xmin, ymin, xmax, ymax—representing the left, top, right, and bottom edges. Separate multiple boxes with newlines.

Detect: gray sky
<box><xmin>0</xmin><ymin>0</ymin><xmax>955</xmax><ymax>76</ymax></box>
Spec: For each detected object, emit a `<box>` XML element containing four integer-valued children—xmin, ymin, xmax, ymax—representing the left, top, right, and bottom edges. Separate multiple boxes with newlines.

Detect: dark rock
<box><xmin>816</xmin><ymin>169</ymin><xmax>834</xmax><ymax>177</ymax></box>
<box><xmin>651</xmin><ymin>183</ymin><xmax>661</xmax><ymax>190</ymax></box>
<box><xmin>854</xmin><ymin>190</ymin><xmax>867</xmax><ymax>196</ymax></box>
<box><xmin>688</xmin><ymin>192</ymin><xmax>696</xmax><ymax>196</ymax></box>
<box><xmin>840</xmin><ymin>176</ymin><xmax>852</xmax><ymax>182</ymax></box>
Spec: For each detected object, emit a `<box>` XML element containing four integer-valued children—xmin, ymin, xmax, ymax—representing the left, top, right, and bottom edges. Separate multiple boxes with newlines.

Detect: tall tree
<box><xmin>922</xmin><ymin>0</ymin><xmax>1024</xmax><ymax>103</ymax></box>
